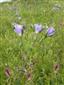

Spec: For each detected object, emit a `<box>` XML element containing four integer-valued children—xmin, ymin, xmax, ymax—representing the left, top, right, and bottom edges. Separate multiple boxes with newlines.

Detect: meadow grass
<box><xmin>0</xmin><ymin>0</ymin><xmax>64</xmax><ymax>85</ymax></box>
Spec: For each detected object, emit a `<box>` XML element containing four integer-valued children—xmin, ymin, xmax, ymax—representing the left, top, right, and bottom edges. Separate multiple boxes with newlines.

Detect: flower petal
<box><xmin>34</xmin><ymin>24</ymin><xmax>42</xmax><ymax>33</ymax></box>
<box><xmin>13</xmin><ymin>23</ymin><xmax>23</xmax><ymax>36</ymax></box>
<box><xmin>47</xmin><ymin>27</ymin><xmax>55</xmax><ymax>36</ymax></box>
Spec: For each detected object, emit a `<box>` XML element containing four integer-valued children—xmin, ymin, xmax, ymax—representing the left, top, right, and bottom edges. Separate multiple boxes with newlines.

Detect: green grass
<box><xmin>0</xmin><ymin>0</ymin><xmax>64</xmax><ymax>85</ymax></box>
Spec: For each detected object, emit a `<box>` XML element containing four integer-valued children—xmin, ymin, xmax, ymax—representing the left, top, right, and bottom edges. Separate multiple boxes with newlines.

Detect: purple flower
<box><xmin>13</xmin><ymin>23</ymin><xmax>24</xmax><ymax>36</ymax></box>
<box><xmin>47</xmin><ymin>27</ymin><xmax>55</xmax><ymax>36</ymax></box>
<box><xmin>34</xmin><ymin>24</ymin><xmax>42</xmax><ymax>33</ymax></box>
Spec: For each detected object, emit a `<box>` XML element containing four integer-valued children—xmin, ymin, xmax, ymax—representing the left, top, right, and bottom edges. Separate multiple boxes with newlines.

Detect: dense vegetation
<box><xmin>0</xmin><ymin>0</ymin><xmax>64</xmax><ymax>85</ymax></box>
